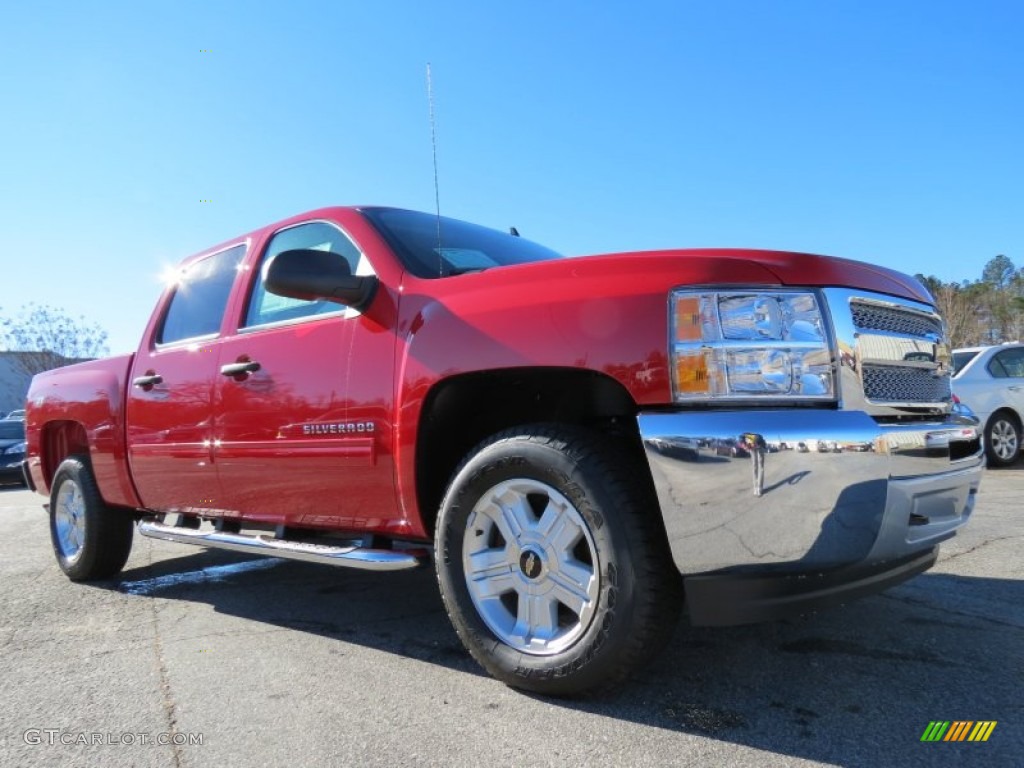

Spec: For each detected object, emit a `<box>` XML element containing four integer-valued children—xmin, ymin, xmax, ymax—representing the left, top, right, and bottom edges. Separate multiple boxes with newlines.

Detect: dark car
<box><xmin>649</xmin><ymin>437</ymin><xmax>700</xmax><ymax>461</ymax></box>
<box><xmin>0</xmin><ymin>419</ymin><xmax>27</xmax><ymax>485</ymax></box>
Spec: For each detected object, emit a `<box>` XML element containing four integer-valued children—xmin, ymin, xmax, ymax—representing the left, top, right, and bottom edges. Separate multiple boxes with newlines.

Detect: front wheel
<box><xmin>435</xmin><ymin>425</ymin><xmax>682</xmax><ymax>696</ymax></box>
<box><xmin>985</xmin><ymin>412</ymin><xmax>1021</xmax><ymax>467</ymax></box>
<box><xmin>49</xmin><ymin>455</ymin><xmax>134</xmax><ymax>581</ymax></box>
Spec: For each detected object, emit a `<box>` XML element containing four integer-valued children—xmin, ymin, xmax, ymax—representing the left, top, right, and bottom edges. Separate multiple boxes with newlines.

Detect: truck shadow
<box><xmin>108</xmin><ymin>549</ymin><xmax>1022</xmax><ymax>765</ymax></box>
<box><xmin>114</xmin><ymin>549</ymin><xmax>481</xmax><ymax>675</ymax></box>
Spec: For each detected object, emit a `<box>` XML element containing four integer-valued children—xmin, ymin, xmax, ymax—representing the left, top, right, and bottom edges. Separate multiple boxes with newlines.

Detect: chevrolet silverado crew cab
<box><xmin>24</xmin><ymin>206</ymin><xmax>983</xmax><ymax>695</ymax></box>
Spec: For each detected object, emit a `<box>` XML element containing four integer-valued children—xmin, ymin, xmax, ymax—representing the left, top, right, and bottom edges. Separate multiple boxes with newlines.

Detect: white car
<box><xmin>952</xmin><ymin>343</ymin><xmax>1024</xmax><ymax>467</ymax></box>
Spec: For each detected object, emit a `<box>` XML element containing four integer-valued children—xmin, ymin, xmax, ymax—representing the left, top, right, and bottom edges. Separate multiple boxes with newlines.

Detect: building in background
<box><xmin>0</xmin><ymin>352</ymin><xmax>84</xmax><ymax>415</ymax></box>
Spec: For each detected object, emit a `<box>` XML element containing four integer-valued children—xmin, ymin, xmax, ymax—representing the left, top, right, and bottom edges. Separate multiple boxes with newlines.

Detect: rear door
<box><xmin>126</xmin><ymin>244</ymin><xmax>246</xmax><ymax>512</ymax></box>
<box><xmin>212</xmin><ymin>220</ymin><xmax>400</xmax><ymax>530</ymax></box>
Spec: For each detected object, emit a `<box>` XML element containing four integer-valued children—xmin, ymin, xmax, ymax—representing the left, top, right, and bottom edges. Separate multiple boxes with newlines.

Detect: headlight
<box><xmin>671</xmin><ymin>289</ymin><xmax>835</xmax><ymax>402</ymax></box>
<box><xmin>5</xmin><ymin>441</ymin><xmax>26</xmax><ymax>455</ymax></box>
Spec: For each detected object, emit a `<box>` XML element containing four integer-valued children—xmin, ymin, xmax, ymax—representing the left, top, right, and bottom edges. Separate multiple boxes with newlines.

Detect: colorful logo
<box><xmin>920</xmin><ymin>721</ymin><xmax>997</xmax><ymax>742</ymax></box>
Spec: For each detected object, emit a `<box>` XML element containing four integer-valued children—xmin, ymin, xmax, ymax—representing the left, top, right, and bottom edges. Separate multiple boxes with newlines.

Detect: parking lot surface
<box><xmin>0</xmin><ymin>469</ymin><xmax>1020</xmax><ymax>768</ymax></box>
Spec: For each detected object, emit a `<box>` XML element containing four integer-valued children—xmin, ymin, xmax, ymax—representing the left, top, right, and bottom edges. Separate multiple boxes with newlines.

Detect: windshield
<box><xmin>0</xmin><ymin>421</ymin><xmax>25</xmax><ymax>440</ymax></box>
<box><xmin>952</xmin><ymin>350</ymin><xmax>980</xmax><ymax>376</ymax></box>
<box><xmin>360</xmin><ymin>208</ymin><xmax>562</xmax><ymax>279</ymax></box>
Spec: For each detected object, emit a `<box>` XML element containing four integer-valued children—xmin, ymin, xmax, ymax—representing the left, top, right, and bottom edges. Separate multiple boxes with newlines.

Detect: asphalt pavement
<box><xmin>0</xmin><ymin>468</ymin><xmax>1020</xmax><ymax>768</ymax></box>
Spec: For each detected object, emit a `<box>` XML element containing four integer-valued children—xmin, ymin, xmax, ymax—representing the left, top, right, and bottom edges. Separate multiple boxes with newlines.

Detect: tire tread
<box><xmin>437</xmin><ymin>423</ymin><xmax>682</xmax><ymax>696</ymax></box>
<box><xmin>51</xmin><ymin>455</ymin><xmax>134</xmax><ymax>581</ymax></box>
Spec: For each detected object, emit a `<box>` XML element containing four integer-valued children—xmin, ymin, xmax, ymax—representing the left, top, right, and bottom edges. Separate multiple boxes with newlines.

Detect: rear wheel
<box><xmin>985</xmin><ymin>412</ymin><xmax>1021</xmax><ymax>467</ymax></box>
<box><xmin>49</xmin><ymin>455</ymin><xmax>134</xmax><ymax>581</ymax></box>
<box><xmin>435</xmin><ymin>425</ymin><xmax>682</xmax><ymax>696</ymax></box>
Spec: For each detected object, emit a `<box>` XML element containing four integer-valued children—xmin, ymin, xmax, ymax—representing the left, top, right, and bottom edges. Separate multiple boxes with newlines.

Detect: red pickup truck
<box><xmin>24</xmin><ymin>206</ymin><xmax>983</xmax><ymax>695</ymax></box>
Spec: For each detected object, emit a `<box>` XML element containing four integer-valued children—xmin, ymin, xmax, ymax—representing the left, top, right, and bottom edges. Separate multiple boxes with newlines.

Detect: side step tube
<box><xmin>138</xmin><ymin>520</ymin><xmax>429</xmax><ymax>571</ymax></box>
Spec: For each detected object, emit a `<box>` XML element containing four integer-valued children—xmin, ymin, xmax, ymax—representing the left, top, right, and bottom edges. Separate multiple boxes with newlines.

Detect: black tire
<box><xmin>984</xmin><ymin>411</ymin><xmax>1021</xmax><ymax>468</ymax></box>
<box><xmin>49</xmin><ymin>455</ymin><xmax>134</xmax><ymax>581</ymax></box>
<box><xmin>435</xmin><ymin>424</ymin><xmax>682</xmax><ymax>696</ymax></box>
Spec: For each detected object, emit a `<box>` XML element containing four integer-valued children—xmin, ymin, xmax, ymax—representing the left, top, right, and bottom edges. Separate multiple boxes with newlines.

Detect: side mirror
<box><xmin>264</xmin><ymin>249</ymin><xmax>378</xmax><ymax>311</ymax></box>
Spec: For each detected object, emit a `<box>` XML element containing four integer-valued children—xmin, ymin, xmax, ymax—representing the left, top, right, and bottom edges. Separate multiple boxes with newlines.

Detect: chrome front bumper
<box><xmin>639</xmin><ymin>408</ymin><xmax>983</xmax><ymax>587</ymax></box>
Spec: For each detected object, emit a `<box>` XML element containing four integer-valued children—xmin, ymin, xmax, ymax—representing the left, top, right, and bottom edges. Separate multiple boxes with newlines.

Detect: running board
<box><xmin>137</xmin><ymin>520</ymin><xmax>429</xmax><ymax>571</ymax></box>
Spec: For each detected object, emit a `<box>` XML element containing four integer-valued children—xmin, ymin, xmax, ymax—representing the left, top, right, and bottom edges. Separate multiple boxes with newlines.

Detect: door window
<box><xmin>988</xmin><ymin>348</ymin><xmax>1024</xmax><ymax>378</ymax></box>
<box><xmin>244</xmin><ymin>221</ymin><xmax>365</xmax><ymax>328</ymax></box>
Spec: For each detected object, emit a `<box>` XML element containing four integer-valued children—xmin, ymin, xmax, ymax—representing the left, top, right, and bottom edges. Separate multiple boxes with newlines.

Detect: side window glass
<box><xmin>991</xmin><ymin>349</ymin><xmax>1024</xmax><ymax>378</ymax></box>
<box><xmin>244</xmin><ymin>222</ymin><xmax>365</xmax><ymax>328</ymax></box>
<box><xmin>158</xmin><ymin>245</ymin><xmax>246</xmax><ymax>344</ymax></box>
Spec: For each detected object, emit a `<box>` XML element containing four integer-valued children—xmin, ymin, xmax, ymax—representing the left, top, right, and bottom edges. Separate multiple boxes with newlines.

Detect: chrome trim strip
<box><xmin>152</xmin><ymin>331</ymin><xmax>220</xmax><ymax>351</ymax></box>
<box><xmin>671</xmin><ymin>340</ymin><xmax>827</xmax><ymax>352</ymax></box>
<box><xmin>138</xmin><ymin>520</ymin><xmax>428</xmax><ymax>571</ymax></box>
<box><xmin>236</xmin><ymin>309</ymin><xmax>349</xmax><ymax>334</ymax></box>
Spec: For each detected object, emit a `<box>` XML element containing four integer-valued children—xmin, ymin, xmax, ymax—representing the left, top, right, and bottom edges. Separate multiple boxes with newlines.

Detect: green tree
<box><xmin>982</xmin><ymin>254</ymin><xmax>1015</xmax><ymax>289</ymax></box>
<box><xmin>976</xmin><ymin>255</ymin><xmax>1022</xmax><ymax>343</ymax></box>
<box><xmin>915</xmin><ymin>274</ymin><xmax>944</xmax><ymax>297</ymax></box>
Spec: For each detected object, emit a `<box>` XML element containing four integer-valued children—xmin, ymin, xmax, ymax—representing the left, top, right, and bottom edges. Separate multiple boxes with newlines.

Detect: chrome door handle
<box><xmin>132</xmin><ymin>373</ymin><xmax>163</xmax><ymax>388</ymax></box>
<box><xmin>220</xmin><ymin>361</ymin><xmax>261</xmax><ymax>377</ymax></box>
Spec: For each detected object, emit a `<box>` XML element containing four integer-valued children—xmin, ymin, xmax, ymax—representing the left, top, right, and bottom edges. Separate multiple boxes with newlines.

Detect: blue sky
<box><xmin>2</xmin><ymin>1</ymin><xmax>1022</xmax><ymax>354</ymax></box>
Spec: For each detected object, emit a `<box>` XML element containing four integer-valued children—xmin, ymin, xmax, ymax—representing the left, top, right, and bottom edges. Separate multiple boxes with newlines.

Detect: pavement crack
<box><xmin>721</xmin><ymin>524</ymin><xmax>787</xmax><ymax>562</ymax></box>
<box><xmin>146</xmin><ymin>543</ymin><xmax>185</xmax><ymax>768</ymax></box>
<box><xmin>937</xmin><ymin>534</ymin><xmax>1021</xmax><ymax>564</ymax></box>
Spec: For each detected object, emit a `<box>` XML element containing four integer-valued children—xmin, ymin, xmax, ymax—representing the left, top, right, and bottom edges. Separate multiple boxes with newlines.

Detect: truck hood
<box><xmin>565</xmin><ymin>248</ymin><xmax>933</xmax><ymax>305</ymax></box>
<box><xmin>402</xmin><ymin>245</ymin><xmax>933</xmax><ymax>410</ymax></box>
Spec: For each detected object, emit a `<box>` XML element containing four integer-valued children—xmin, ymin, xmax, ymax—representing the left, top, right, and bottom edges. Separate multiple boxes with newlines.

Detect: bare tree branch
<box><xmin>0</xmin><ymin>304</ymin><xmax>109</xmax><ymax>379</ymax></box>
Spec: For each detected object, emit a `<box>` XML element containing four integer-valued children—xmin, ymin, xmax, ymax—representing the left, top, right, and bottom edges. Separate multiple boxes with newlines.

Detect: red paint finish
<box><xmin>213</xmin><ymin>307</ymin><xmax>401</xmax><ymax>532</ymax></box>
<box><xmin>25</xmin><ymin>355</ymin><xmax>140</xmax><ymax>506</ymax></box>
<box><xmin>205</xmin><ymin>210</ymin><xmax>407</xmax><ymax>532</ymax></box>
<box><xmin>125</xmin><ymin>340</ymin><xmax>221</xmax><ymax>514</ymax></box>
<box><xmin>24</xmin><ymin>205</ymin><xmax>935</xmax><ymax>541</ymax></box>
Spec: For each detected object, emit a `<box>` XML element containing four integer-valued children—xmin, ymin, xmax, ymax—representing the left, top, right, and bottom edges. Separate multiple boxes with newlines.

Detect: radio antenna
<box><xmin>426</xmin><ymin>63</ymin><xmax>443</xmax><ymax>274</ymax></box>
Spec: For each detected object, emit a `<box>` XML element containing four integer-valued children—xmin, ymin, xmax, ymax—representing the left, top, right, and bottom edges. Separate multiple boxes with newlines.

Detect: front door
<box><xmin>212</xmin><ymin>220</ymin><xmax>400</xmax><ymax>531</ymax></box>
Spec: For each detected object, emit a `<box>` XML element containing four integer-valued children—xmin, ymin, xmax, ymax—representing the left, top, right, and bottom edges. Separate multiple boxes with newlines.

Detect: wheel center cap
<box><xmin>519</xmin><ymin>549</ymin><xmax>544</xmax><ymax>580</ymax></box>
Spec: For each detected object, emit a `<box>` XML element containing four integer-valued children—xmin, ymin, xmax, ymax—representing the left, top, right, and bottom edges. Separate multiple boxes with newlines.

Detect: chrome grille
<box><xmin>851</xmin><ymin>302</ymin><xmax>943</xmax><ymax>338</ymax></box>
<box><xmin>825</xmin><ymin>287</ymin><xmax>952</xmax><ymax>414</ymax></box>
<box><xmin>862</xmin><ymin>364</ymin><xmax>951</xmax><ymax>404</ymax></box>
